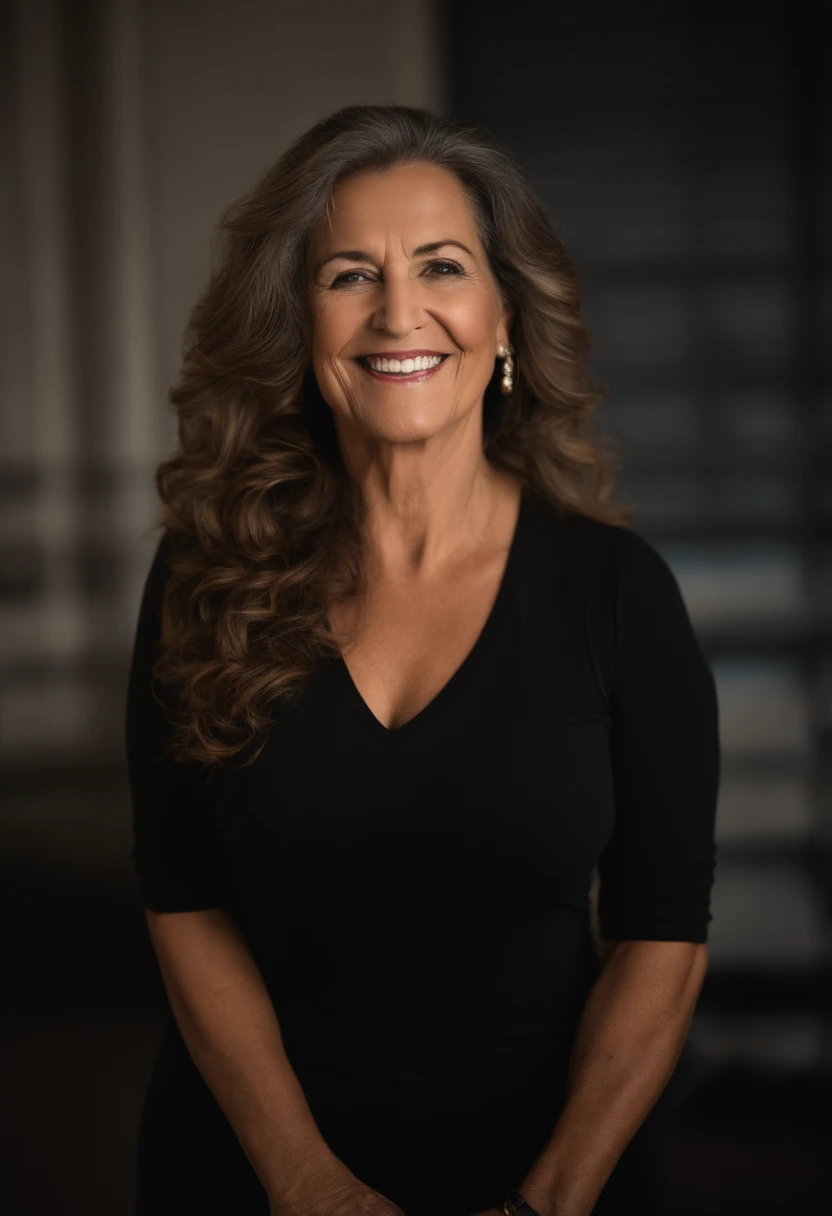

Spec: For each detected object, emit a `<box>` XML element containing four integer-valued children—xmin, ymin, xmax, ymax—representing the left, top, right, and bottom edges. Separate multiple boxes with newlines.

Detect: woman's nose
<box><xmin>371</xmin><ymin>275</ymin><xmax>422</xmax><ymax>336</ymax></box>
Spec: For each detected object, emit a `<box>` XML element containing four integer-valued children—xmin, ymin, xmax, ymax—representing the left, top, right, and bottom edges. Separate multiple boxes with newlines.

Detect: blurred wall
<box><xmin>3</xmin><ymin>0</ymin><xmax>442</xmax><ymax>773</ymax></box>
<box><xmin>2</xmin><ymin>3</ymin><xmax>442</xmax><ymax>1214</ymax></box>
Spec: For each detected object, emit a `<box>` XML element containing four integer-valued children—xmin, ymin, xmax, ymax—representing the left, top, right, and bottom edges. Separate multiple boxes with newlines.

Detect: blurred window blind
<box><xmin>448</xmin><ymin>0</ymin><xmax>831</xmax><ymax>1071</ymax></box>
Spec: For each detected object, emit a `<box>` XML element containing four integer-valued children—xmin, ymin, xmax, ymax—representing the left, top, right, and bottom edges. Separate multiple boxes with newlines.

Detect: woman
<box><xmin>126</xmin><ymin>104</ymin><xmax>720</xmax><ymax>1216</ymax></box>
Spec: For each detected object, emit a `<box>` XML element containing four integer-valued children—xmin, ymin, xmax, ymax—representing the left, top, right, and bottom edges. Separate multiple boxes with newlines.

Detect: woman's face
<box><xmin>306</xmin><ymin>161</ymin><xmax>512</xmax><ymax>448</ymax></box>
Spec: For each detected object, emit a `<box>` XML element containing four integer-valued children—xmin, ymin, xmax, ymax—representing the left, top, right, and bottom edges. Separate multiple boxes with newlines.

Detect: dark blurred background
<box><xmin>2</xmin><ymin>1</ymin><xmax>830</xmax><ymax>1213</ymax></box>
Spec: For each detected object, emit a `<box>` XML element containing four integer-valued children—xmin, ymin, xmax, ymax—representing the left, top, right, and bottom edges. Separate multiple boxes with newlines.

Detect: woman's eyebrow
<box><xmin>314</xmin><ymin>239</ymin><xmax>475</xmax><ymax>275</ymax></box>
<box><xmin>315</xmin><ymin>249</ymin><xmax>370</xmax><ymax>273</ymax></box>
<box><xmin>412</xmin><ymin>239</ymin><xmax>475</xmax><ymax>258</ymax></box>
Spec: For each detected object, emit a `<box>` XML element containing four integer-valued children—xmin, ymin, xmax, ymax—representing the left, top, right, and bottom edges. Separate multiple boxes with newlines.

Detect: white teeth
<box><xmin>365</xmin><ymin>354</ymin><xmax>444</xmax><ymax>373</ymax></box>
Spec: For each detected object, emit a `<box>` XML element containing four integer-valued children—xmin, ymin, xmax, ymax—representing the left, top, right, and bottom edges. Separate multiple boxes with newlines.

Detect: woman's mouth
<box><xmin>357</xmin><ymin>353</ymin><xmax>450</xmax><ymax>383</ymax></box>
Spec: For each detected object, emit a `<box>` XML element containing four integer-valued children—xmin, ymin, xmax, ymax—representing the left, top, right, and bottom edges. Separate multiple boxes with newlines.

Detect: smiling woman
<box><xmin>306</xmin><ymin>163</ymin><xmax>512</xmax><ymax>456</ymax></box>
<box><xmin>126</xmin><ymin>105</ymin><xmax>720</xmax><ymax>1216</ymax></box>
<box><xmin>149</xmin><ymin>105</ymin><xmax>623</xmax><ymax>766</ymax></box>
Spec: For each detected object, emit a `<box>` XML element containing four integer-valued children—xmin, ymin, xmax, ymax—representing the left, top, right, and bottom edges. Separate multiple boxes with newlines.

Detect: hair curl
<box><xmin>152</xmin><ymin>103</ymin><xmax>631</xmax><ymax>767</ymax></box>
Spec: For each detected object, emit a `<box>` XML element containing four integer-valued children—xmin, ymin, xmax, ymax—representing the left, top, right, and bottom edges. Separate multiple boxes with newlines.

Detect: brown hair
<box><xmin>153</xmin><ymin>103</ymin><xmax>630</xmax><ymax>766</ymax></box>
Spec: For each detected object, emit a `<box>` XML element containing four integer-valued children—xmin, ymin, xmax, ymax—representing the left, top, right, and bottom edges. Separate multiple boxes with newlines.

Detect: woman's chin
<box><xmin>351</xmin><ymin>402</ymin><xmax>462</xmax><ymax>446</ymax></box>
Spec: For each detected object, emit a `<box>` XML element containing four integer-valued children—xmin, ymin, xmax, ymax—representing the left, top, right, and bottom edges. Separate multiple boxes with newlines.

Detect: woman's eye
<box><xmin>331</xmin><ymin>270</ymin><xmax>372</xmax><ymax>287</ymax></box>
<box><xmin>425</xmin><ymin>260</ymin><xmax>464</xmax><ymax>277</ymax></box>
<box><xmin>330</xmin><ymin>260</ymin><xmax>464</xmax><ymax>287</ymax></box>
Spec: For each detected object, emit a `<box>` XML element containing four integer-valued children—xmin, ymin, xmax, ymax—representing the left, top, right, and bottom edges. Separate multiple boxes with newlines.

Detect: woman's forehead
<box><xmin>309</xmin><ymin>163</ymin><xmax>482</xmax><ymax>257</ymax></box>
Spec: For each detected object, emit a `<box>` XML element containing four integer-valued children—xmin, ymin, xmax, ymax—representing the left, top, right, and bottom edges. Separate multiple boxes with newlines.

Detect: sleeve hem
<box><xmin>599</xmin><ymin>923</ymin><xmax>710</xmax><ymax>944</ymax></box>
<box><xmin>139</xmin><ymin>886</ymin><xmax>230</xmax><ymax>913</ymax></box>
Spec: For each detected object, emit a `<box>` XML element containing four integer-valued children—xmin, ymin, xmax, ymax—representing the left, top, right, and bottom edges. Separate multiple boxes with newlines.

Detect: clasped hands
<box><xmin>268</xmin><ymin>1147</ymin><xmax>509</xmax><ymax>1216</ymax></box>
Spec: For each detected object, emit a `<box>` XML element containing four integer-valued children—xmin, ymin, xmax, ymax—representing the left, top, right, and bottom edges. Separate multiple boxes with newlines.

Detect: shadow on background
<box><xmin>445</xmin><ymin>0</ymin><xmax>832</xmax><ymax>1211</ymax></box>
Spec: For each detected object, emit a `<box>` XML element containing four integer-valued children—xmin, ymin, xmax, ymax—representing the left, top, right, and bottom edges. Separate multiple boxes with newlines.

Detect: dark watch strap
<box><xmin>502</xmin><ymin>1190</ymin><xmax>543</xmax><ymax>1216</ymax></box>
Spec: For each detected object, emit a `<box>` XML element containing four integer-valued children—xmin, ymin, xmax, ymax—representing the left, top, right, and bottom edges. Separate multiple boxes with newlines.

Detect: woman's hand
<box><xmin>269</xmin><ymin>1149</ymin><xmax>406</xmax><ymax>1215</ymax></box>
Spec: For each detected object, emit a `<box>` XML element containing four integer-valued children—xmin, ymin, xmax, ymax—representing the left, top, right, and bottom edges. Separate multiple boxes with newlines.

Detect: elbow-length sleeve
<box><xmin>125</xmin><ymin>531</ymin><xmax>231</xmax><ymax>912</ymax></box>
<box><xmin>597</xmin><ymin>528</ymin><xmax>720</xmax><ymax>945</ymax></box>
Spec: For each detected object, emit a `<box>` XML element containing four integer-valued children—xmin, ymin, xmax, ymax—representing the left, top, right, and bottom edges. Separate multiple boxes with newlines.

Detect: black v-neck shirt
<box><xmin>126</xmin><ymin>487</ymin><xmax>720</xmax><ymax>1215</ymax></box>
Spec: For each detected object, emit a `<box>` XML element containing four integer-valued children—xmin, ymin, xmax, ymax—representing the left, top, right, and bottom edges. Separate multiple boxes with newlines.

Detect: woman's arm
<box><xmin>146</xmin><ymin>906</ymin><xmax>332</xmax><ymax>1200</ymax></box>
<box><xmin>128</xmin><ymin>541</ymin><xmax>405</xmax><ymax>1212</ymax></box>
<box><xmin>513</xmin><ymin>939</ymin><xmax>708</xmax><ymax>1216</ymax></box>
<box><xmin>483</xmin><ymin>528</ymin><xmax>720</xmax><ymax>1216</ymax></box>
<box><xmin>146</xmin><ymin>906</ymin><xmax>401</xmax><ymax>1212</ymax></box>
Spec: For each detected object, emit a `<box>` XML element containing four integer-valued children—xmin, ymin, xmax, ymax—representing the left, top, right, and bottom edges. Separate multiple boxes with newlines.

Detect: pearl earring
<box><xmin>496</xmin><ymin>343</ymin><xmax>514</xmax><ymax>395</ymax></box>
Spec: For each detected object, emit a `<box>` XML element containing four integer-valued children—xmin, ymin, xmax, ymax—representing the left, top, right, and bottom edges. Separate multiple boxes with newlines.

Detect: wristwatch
<box><xmin>502</xmin><ymin>1190</ymin><xmax>542</xmax><ymax>1216</ymax></box>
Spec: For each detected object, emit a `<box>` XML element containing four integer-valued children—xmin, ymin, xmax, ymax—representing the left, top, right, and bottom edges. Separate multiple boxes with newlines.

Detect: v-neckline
<box><xmin>333</xmin><ymin>487</ymin><xmax>530</xmax><ymax>742</ymax></box>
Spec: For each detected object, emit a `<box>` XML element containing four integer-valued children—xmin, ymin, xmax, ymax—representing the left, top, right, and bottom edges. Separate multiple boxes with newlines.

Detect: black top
<box><xmin>126</xmin><ymin>487</ymin><xmax>720</xmax><ymax>1216</ymax></box>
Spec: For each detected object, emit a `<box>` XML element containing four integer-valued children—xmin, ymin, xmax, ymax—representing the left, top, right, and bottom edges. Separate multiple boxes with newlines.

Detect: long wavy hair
<box><xmin>153</xmin><ymin>103</ymin><xmax>630</xmax><ymax>767</ymax></box>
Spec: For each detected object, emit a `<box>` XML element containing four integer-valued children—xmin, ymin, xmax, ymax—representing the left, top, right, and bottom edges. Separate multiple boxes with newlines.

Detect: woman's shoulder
<box><xmin>523</xmin><ymin>492</ymin><xmax>676</xmax><ymax>592</ymax></box>
<box><xmin>523</xmin><ymin>490</ymin><xmax>629</xmax><ymax>558</ymax></box>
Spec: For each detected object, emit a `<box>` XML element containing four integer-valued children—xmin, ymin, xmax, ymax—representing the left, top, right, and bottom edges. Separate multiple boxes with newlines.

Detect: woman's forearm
<box><xmin>146</xmin><ymin>906</ymin><xmax>332</xmax><ymax>1201</ymax></box>
<box><xmin>517</xmin><ymin>939</ymin><xmax>708</xmax><ymax>1216</ymax></box>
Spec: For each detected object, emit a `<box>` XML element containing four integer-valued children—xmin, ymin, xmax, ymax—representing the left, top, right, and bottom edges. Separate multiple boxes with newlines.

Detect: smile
<box><xmin>357</xmin><ymin>352</ymin><xmax>450</xmax><ymax>383</ymax></box>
